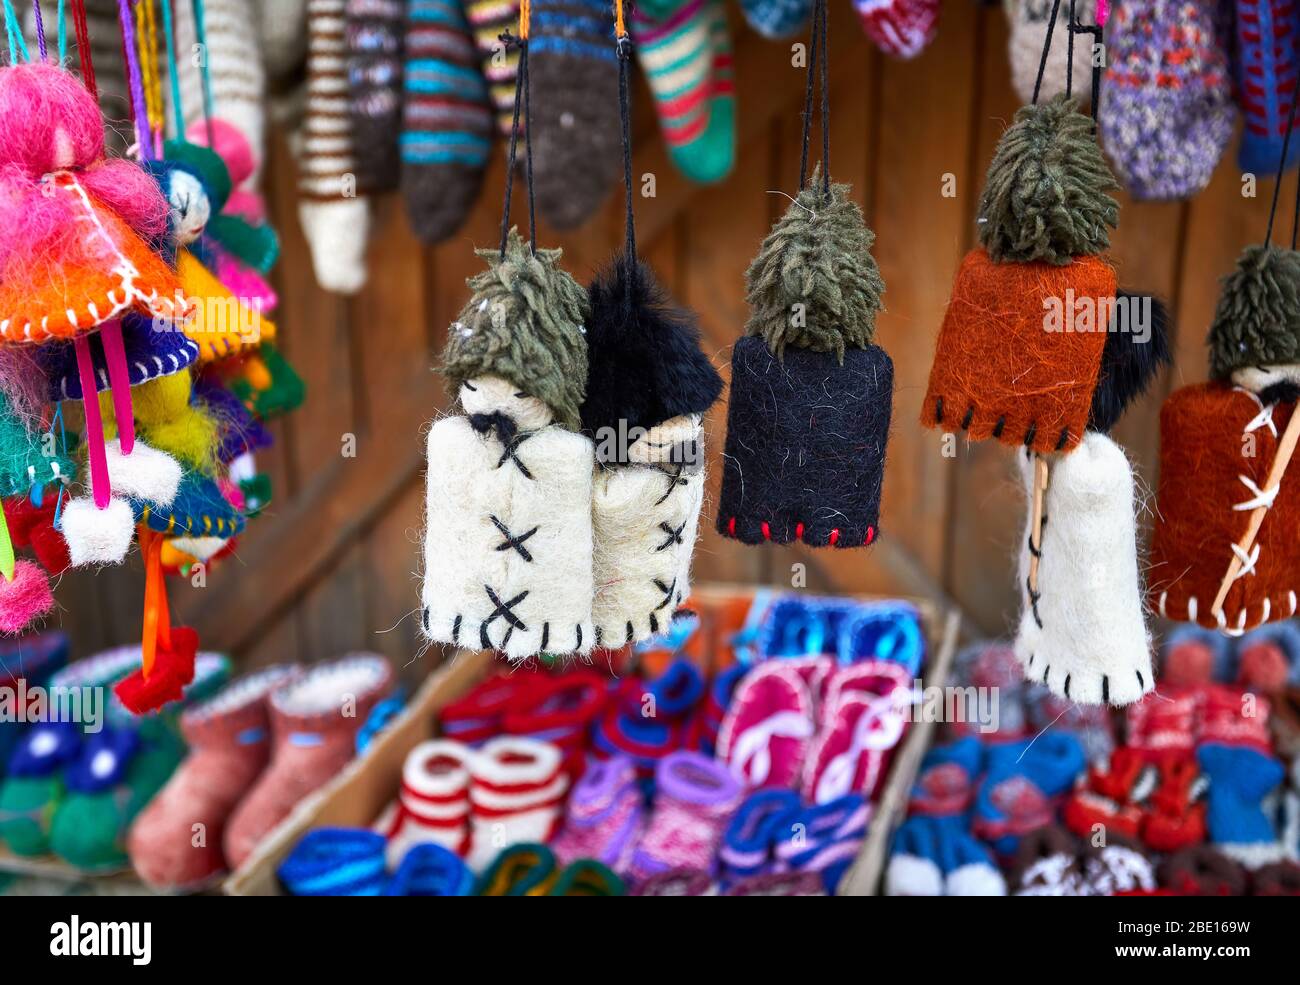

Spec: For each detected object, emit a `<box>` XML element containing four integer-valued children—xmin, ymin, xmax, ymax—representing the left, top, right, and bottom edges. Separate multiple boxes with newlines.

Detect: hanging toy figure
<box><xmin>581</xmin><ymin>20</ymin><xmax>723</xmax><ymax>647</ymax></box>
<box><xmin>716</xmin><ymin>0</ymin><xmax>893</xmax><ymax>549</ymax></box>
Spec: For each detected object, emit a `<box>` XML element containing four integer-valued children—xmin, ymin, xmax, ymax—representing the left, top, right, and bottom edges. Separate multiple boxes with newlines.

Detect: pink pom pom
<box><xmin>0</xmin><ymin>560</ymin><xmax>54</xmax><ymax>635</ymax></box>
<box><xmin>0</xmin><ymin>63</ymin><xmax>104</xmax><ymax>176</ymax></box>
<box><xmin>186</xmin><ymin>118</ymin><xmax>256</xmax><ymax>185</ymax></box>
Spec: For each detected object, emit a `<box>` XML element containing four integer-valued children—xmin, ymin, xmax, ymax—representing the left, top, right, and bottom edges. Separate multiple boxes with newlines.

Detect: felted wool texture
<box><xmin>40</xmin><ymin>319</ymin><xmax>200</xmax><ymax>402</ymax></box>
<box><xmin>443</xmin><ymin>230</ymin><xmax>590</xmax><ymax>430</ymax></box>
<box><xmin>1207</xmin><ymin>245</ymin><xmax>1300</xmax><ymax>383</ymax></box>
<box><xmin>852</xmin><ymin>0</ymin><xmax>941</xmax><ymax>60</ymax></box>
<box><xmin>60</xmin><ymin>496</ymin><xmax>135</xmax><ymax>567</ymax></box>
<box><xmin>1087</xmin><ymin>291</ymin><xmax>1173</xmax><ymax>433</ymax></box>
<box><xmin>1149</xmin><ymin>383</ymin><xmax>1300</xmax><ymax>634</ymax></box>
<box><xmin>744</xmin><ymin>173</ymin><xmax>885</xmax><ymax>362</ymax></box>
<box><xmin>1013</xmin><ymin>433</ymin><xmax>1154</xmax><ymax>706</ymax></box>
<box><xmin>386</xmin><ymin>739</ymin><xmax>474</xmax><ymax>865</ymax></box>
<box><xmin>102</xmin><ymin>439</ymin><xmax>182</xmax><ymax>508</ymax></box>
<box><xmin>977</xmin><ymin>95</ymin><xmax>1118</xmax><ymax>266</ymax></box>
<box><xmin>1235</xmin><ymin>0</ymin><xmax>1300</xmax><ymax>174</ymax></box>
<box><xmin>740</xmin><ymin>0</ymin><xmax>810</xmax><ymax>38</ymax></box>
<box><xmin>1099</xmin><ymin>0</ymin><xmax>1235</xmax><ymax>201</ymax></box>
<box><xmin>1004</xmin><ymin>0</ymin><xmax>1096</xmax><ymax>106</ymax></box>
<box><xmin>591</xmin><ymin>451</ymin><xmax>706</xmax><ymax>646</ymax></box>
<box><xmin>717</xmin><ymin>337</ymin><xmax>891</xmax><ymax>548</ymax></box>
<box><xmin>0</xmin><ymin>561</ymin><xmax>54</xmax><ymax>635</ymax></box>
<box><xmin>299</xmin><ymin>0</ymin><xmax>372</xmax><ymax>294</ymax></box>
<box><xmin>528</xmin><ymin>0</ymin><xmax>621</xmax><ymax>230</ymax></box>
<box><xmin>465</xmin><ymin>0</ymin><xmax>523</xmax><ymax>140</ymax></box>
<box><xmin>921</xmin><ymin>249</ymin><xmax>1114</xmax><ymax>453</ymax></box>
<box><xmin>176</xmin><ymin>251</ymin><xmax>280</xmax><ymax>364</ymax></box>
<box><xmin>101</xmin><ymin>369</ymin><xmax>221</xmax><ymax>473</ymax></box>
<box><xmin>0</xmin><ymin>394</ymin><xmax>75</xmax><ymax>497</ymax></box>
<box><xmin>342</xmin><ymin>0</ymin><xmax>405</xmax><ymax>193</ymax></box>
<box><xmin>422</xmin><ymin>415</ymin><xmax>596</xmax><ymax>659</ymax></box>
<box><xmin>400</xmin><ymin>0</ymin><xmax>492</xmax><ymax>245</ymax></box>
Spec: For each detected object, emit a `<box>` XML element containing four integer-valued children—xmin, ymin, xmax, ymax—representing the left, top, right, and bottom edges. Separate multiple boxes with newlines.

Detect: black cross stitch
<box><xmin>653</xmin><ymin>465</ymin><xmax>688</xmax><ymax>506</ymax></box>
<box><xmin>652</xmin><ymin>577</ymin><xmax>677</xmax><ymax>612</ymax></box>
<box><xmin>654</xmin><ymin>519</ymin><xmax>686</xmax><ymax>552</ymax></box>
<box><xmin>490</xmin><ymin>515</ymin><xmax>539</xmax><ymax>561</ymax></box>
<box><xmin>480</xmin><ymin>585</ymin><xmax>529</xmax><ymax>648</ymax></box>
<box><xmin>496</xmin><ymin>431</ymin><xmax>535</xmax><ymax>479</ymax></box>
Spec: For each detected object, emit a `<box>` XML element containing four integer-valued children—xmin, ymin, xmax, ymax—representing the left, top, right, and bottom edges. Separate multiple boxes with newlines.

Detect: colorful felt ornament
<box><xmin>716</xmin><ymin>8</ymin><xmax>890</xmax><ymax>550</ymax></box>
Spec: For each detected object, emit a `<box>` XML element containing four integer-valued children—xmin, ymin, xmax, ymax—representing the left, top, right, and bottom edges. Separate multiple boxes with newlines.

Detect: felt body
<box><xmin>591</xmin><ymin>456</ymin><xmax>705</xmax><ymax>646</ymax></box>
<box><xmin>922</xmin><ymin>248</ymin><xmax>1115</xmax><ymax>453</ymax></box>
<box><xmin>716</xmin><ymin>337</ymin><xmax>891</xmax><ymax>548</ymax></box>
<box><xmin>1014</xmin><ymin>434</ymin><xmax>1153</xmax><ymax>706</ymax></box>
<box><xmin>422</xmin><ymin>415</ymin><xmax>596</xmax><ymax>659</ymax></box>
<box><xmin>1149</xmin><ymin>383</ymin><xmax>1300</xmax><ymax>633</ymax></box>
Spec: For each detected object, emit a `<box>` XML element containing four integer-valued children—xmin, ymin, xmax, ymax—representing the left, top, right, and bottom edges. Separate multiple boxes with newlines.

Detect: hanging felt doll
<box><xmin>580</xmin><ymin>26</ymin><xmax>723</xmax><ymax>647</ymax></box>
<box><xmin>421</xmin><ymin>229</ymin><xmax>596</xmax><ymax>661</ymax></box>
<box><xmin>717</xmin><ymin>0</ymin><xmax>892</xmax><ymax>549</ymax></box>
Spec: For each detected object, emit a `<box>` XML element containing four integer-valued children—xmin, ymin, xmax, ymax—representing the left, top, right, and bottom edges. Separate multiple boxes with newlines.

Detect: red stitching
<box><xmin>864</xmin><ymin>526</ymin><xmax>875</xmax><ymax>545</ymax></box>
<box><xmin>760</xmin><ymin>521</ymin><xmax>771</xmax><ymax>541</ymax></box>
<box><xmin>727</xmin><ymin>516</ymin><xmax>736</xmax><ymax>537</ymax></box>
<box><xmin>829</xmin><ymin>529</ymin><xmax>840</xmax><ymax>547</ymax></box>
<box><xmin>795</xmin><ymin>521</ymin><xmax>805</xmax><ymax>540</ymax></box>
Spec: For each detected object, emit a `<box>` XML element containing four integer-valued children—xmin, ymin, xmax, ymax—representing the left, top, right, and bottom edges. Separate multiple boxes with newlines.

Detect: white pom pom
<box><xmin>61</xmin><ymin>497</ymin><xmax>135</xmax><ymax>567</ymax></box>
<box><xmin>884</xmin><ymin>854</ymin><xmax>944</xmax><ymax>896</ymax></box>
<box><xmin>104</xmin><ymin>439</ymin><xmax>182</xmax><ymax>507</ymax></box>
<box><xmin>946</xmin><ymin>862</ymin><xmax>1008</xmax><ymax>897</ymax></box>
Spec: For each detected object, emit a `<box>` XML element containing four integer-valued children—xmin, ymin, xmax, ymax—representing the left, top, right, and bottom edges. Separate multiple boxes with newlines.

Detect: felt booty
<box><xmin>384</xmin><ymin>739</ymin><xmax>474</xmax><ymax>866</ymax></box>
<box><xmin>628</xmin><ymin>750</ymin><xmax>741</xmax><ymax>884</ymax></box>
<box><xmin>1008</xmin><ymin>824</ymin><xmax>1087</xmax><ymax>896</ymax></box>
<box><xmin>278</xmin><ymin>827</ymin><xmax>389</xmax><ymax>896</ymax></box>
<box><xmin>583</xmin><ymin>258</ymin><xmax>722</xmax><ymax>646</ymax></box>
<box><xmin>718</xmin><ymin>788</ymin><xmax>802</xmax><ymax>885</ymax></box>
<box><xmin>474</xmin><ymin>842</ymin><xmax>559</xmax><ymax>895</ymax></box>
<box><xmin>502</xmin><ymin>669</ymin><xmax>608</xmax><ymax>777</ymax></box>
<box><xmin>345</xmin><ymin>0</ymin><xmax>405</xmax><ymax>193</ymax></box>
<box><xmin>1197</xmin><ymin>742</ymin><xmax>1287</xmax><ymax>868</ymax></box>
<box><xmin>716</xmin><ymin>661</ymin><xmax>816</xmax><ymax>790</ymax></box>
<box><xmin>852</xmin><ymin>0</ymin><xmax>940</xmax><ymax>60</ymax></box>
<box><xmin>127</xmin><ymin>665</ymin><xmax>299</xmax><ymax>891</ymax></box>
<box><xmin>224</xmin><ymin>654</ymin><xmax>394</xmax><ymax>869</ymax></box>
<box><xmin>1004</xmin><ymin>0</ymin><xmax>1095</xmax><ymax>106</ymax></box>
<box><xmin>466</xmin><ymin>736</ymin><xmax>567</xmax><ymax>870</ymax></box>
<box><xmin>717</xmin><ymin>174</ymin><xmax>891</xmax><ymax>549</ymax></box>
<box><xmin>421</xmin><ymin>231</ymin><xmax>596</xmax><ymax>661</ymax></box>
<box><xmin>550</xmin><ymin>755</ymin><xmax>644</xmax><ymax>871</ymax></box>
<box><xmin>1014</xmin><ymin>434</ymin><xmax>1154</xmax><ymax>706</ymax></box>
<box><xmin>384</xmin><ymin>841</ymin><xmax>473</xmax><ymax>896</ymax></box>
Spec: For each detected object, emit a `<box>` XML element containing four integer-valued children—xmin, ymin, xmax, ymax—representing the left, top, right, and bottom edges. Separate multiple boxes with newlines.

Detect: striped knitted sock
<box><xmin>345</xmin><ymin>0</ymin><xmax>406</xmax><ymax>193</ymax></box>
<box><xmin>633</xmin><ymin>0</ymin><xmax>735</xmax><ymax>184</ymax></box>
<box><xmin>299</xmin><ymin>0</ymin><xmax>372</xmax><ymax>293</ymax></box>
<box><xmin>529</xmin><ymin>0</ymin><xmax>621</xmax><ymax>229</ymax></box>
<box><xmin>1236</xmin><ymin>0</ymin><xmax>1300</xmax><ymax>174</ymax></box>
<box><xmin>466</xmin><ymin>0</ymin><xmax>522</xmax><ymax>139</ymax></box>
<box><xmin>739</xmin><ymin>0</ymin><xmax>811</xmax><ymax>38</ymax></box>
<box><xmin>401</xmin><ymin>0</ymin><xmax>493</xmax><ymax>243</ymax></box>
<box><xmin>853</xmin><ymin>0</ymin><xmax>940</xmax><ymax>60</ymax></box>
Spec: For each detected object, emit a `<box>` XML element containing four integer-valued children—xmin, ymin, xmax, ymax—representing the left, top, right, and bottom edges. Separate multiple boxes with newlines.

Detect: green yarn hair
<box><xmin>744</xmin><ymin>169</ymin><xmax>885</xmax><ymax>363</ymax></box>
<box><xmin>1207</xmin><ymin>244</ymin><xmax>1300</xmax><ymax>379</ymax></box>
<box><xmin>443</xmin><ymin>228</ymin><xmax>590</xmax><ymax>430</ymax></box>
<box><xmin>0</xmin><ymin>395</ymin><xmax>74</xmax><ymax>498</ymax></box>
<box><xmin>977</xmin><ymin>94</ymin><xmax>1119</xmax><ymax>265</ymax></box>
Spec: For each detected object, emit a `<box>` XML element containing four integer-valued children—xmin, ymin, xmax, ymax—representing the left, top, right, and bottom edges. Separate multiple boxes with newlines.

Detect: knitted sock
<box><xmin>1005</xmin><ymin>0</ymin><xmax>1096</xmax><ymax>105</ymax></box>
<box><xmin>628</xmin><ymin>751</ymin><xmax>742</xmax><ymax>884</ymax></box>
<box><xmin>632</xmin><ymin>0</ymin><xmax>735</xmax><ymax>184</ymax></box>
<box><xmin>1100</xmin><ymin>0</ymin><xmax>1235</xmax><ymax>200</ymax></box>
<box><xmin>344</xmin><ymin>0</ymin><xmax>405</xmax><ymax>194</ymax></box>
<box><xmin>739</xmin><ymin>0</ymin><xmax>810</xmax><ymax>38</ymax></box>
<box><xmin>300</xmin><ymin>0</ymin><xmax>373</xmax><ymax>294</ymax></box>
<box><xmin>853</xmin><ymin>0</ymin><xmax>940</xmax><ymax>60</ymax></box>
<box><xmin>400</xmin><ymin>0</ymin><xmax>492</xmax><ymax>244</ymax></box>
<box><xmin>718</xmin><ymin>788</ymin><xmax>802</xmax><ymax>886</ymax></box>
<box><xmin>1235</xmin><ymin>0</ymin><xmax>1300</xmax><ymax>173</ymax></box>
<box><xmin>528</xmin><ymin>0</ymin><xmax>620</xmax><ymax>229</ymax></box>
<box><xmin>1009</xmin><ymin>824</ymin><xmax>1087</xmax><ymax>895</ymax></box>
<box><xmin>466</xmin><ymin>0</ymin><xmax>522</xmax><ymax>139</ymax></box>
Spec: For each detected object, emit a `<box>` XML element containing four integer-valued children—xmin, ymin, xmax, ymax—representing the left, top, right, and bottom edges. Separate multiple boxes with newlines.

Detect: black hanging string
<box><xmin>498</xmin><ymin>31</ymin><xmax>537</xmax><ymax>257</ymax></box>
<box><xmin>796</xmin><ymin>0</ymin><xmax>830</xmax><ymax>199</ymax></box>
<box><xmin>1264</xmin><ymin>83</ymin><xmax>1300</xmax><ymax>248</ymax></box>
<box><xmin>1032</xmin><ymin>0</ymin><xmax>1102</xmax><ymax>121</ymax></box>
<box><xmin>616</xmin><ymin>26</ymin><xmax>638</xmax><ymax>313</ymax></box>
<box><xmin>1030</xmin><ymin>0</ymin><xmax>1063</xmax><ymax>105</ymax></box>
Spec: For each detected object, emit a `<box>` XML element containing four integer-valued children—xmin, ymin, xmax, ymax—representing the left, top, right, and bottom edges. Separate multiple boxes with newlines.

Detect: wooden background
<box><xmin>53</xmin><ymin>0</ymin><xmax>1299</xmax><ymax>678</ymax></box>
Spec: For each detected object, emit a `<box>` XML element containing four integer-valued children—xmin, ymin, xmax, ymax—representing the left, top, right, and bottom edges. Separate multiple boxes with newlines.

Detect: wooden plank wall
<box><xmin>53</xmin><ymin>0</ymin><xmax>1300</xmax><ymax>677</ymax></box>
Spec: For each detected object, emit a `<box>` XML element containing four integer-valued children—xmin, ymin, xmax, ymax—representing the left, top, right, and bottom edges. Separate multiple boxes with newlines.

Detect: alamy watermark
<box><xmin>1043</xmin><ymin>291</ymin><xmax>1152</xmax><ymax>344</ymax></box>
<box><xmin>0</xmin><ymin>681</ymin><xmax>104</xmax><ymax>733</ymax></box>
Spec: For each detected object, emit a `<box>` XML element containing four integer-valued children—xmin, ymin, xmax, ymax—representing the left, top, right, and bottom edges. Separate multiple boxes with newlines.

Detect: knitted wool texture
<box><xmin>852</xmin><ymin>0</ymin><xmax>941</xmax><ymax>60</ymax></box>
<box><xmin>1014</xmin><ymin>434</ymin><xmax>1154</xmax><ymax>706</ymax></box>
<box><xmin>529</xmin><ymin>0</ymin><xmax>622</xmax><ymax>230</ymax></box>
<box><xmin>345</xmin><ymin>0</ymin><xmax>405</xmax><ymax>193</ymax></box>
<box><xmin>443</xmin><ymin>229</ymin><xmax>589</xmax><ymax>430</ymax></box>
<box><xmin>1005</xmin><ymin>0</ymin><xmax>1096</xmax><ymax>106</ymax></box>
<box><xmin>1206</xmin><ymin>245</ymin><xmax>1300</xmax><ymax>381</ymax></box>
<box><xmin>744</xmin><ymin>175</ymin><xmax>884</xmax><ymax>362</ymax></box>
<box><xmin>977</xmin><ymin>95</ymin><xmax>1118</xmax><ymax>266</ymax></box>
<box><xmin>1149</xmin><ymin>383</ymin><xmax>1300</xmax><ymax>633</ymax></box>
<box><xmin>1099</xmin><ymin>0</ymin><xmax>1235</xmax><ymax>200</ymax></box>
<box><xmin>1236</xmin><ymin>0</ymin><xmax>1300</xmax><ymax>174</ymax></box>
<box><xmin>465</xmin><ymin>0</ymin><xmax>523</xmax><ymax>139</ymax></box>
<box><xmin>922</xmin><ymin>249</ymin><xmax>1115</xmax><ymax>453</ymax></box>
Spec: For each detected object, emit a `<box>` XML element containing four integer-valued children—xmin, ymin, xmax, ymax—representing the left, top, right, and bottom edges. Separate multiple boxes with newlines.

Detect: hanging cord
<box><xmin>118</xmin><ymin>0</ymin><xmax>153</xmax><ymax>158</ymax></box>
<box><xmin>795</xmin><ymin>0</ymin><xmax>830</xmax><ymax>199</ymax></box>
<box><xmin>2</xmin><ymin>0</ymin><xmax>30</xmax><ymax>63</ymax></box>
<box><xmin>137</xmin><ymin>0</ymin><xmax>166</xmax><ymax>152</ymax></box>
<box><xmin>71</xmin><ymin>0</ymin><xmax>97</xmax><ymax>97</ymax></box>
<box><xmin>191</xmin><ymin>0</ymin><xmax>215</xmax><ymax>144</ymax></box>
<box><xmin>57</xmin><ymin>0</ymin><xmax>66</xmax><ymax>62</ymax></box>
<box><xmin>1032</xmin><ymin>0</ymin><xmax>1101</xmax><ymax>119</ymax></box>
<box><xmin>498</xmin><ymin>0</ymin><xmax>536</xmax><ymax>257</ymax></box>
<box><xmin>160</xmin><ymin>0</ymin><xmax>186</xmax><ymax>138</ymax></box>
<box><xmin>616</xmin><ymin>0</ymin><xmax>636</xmax><ymax>304</ymax></box>
<box><xmin>32</xmin><ymin>0</ymin><xmax>46</xmax><ymax>60</ymax></box>
<box><xmin>1265</xmin><ymin>81</ymin><xmax>1300</xmax><ymax>248</ymax></box>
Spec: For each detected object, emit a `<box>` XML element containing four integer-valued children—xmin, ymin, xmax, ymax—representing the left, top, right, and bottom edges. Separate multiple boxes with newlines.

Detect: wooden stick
<box><xmin>1211</xmin><ymin>405</ymin><xmax>1300</xmax><ymax>618</ymax></box>
<box><xmin>1029</xmin><ymin>455</ymin><xmax>1048</xmax><ymax>592</ymax></box>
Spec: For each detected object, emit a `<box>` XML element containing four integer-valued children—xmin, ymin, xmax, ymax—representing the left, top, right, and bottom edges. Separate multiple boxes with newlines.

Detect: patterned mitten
<box><xmin>1004</xmin><ymin>0</ymin><xmax>1096</xmax><ymax>105</ymax></box>
<box><xmin>466</xmin><ymin>0</ymin><xmax>523</xmax><ymax>139</ymax></box>
<box><xmin>1235</xmin><ymin>0</ymin><xmax>1300</xmax><ymax>174</ymax></box>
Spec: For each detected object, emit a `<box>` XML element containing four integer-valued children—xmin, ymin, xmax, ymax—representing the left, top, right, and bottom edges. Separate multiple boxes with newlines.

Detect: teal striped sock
<box><xmin>401</xmin><ymin>0</ymin><xmax>494</xmax><ymax>243</ymax></box>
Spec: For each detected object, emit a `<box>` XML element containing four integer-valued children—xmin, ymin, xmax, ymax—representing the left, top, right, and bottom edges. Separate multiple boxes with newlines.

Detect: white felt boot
<box><xmin>103</xmin><ymin>439</ymin><xmax>182</xmax><ymax>507</ymax></box>
<box><xmin>591</xmin><ymin>419</ymin><xmax>706</xmax><ymax>646</ymax></box>
<box><xmin>60</xmin><ymin>496</ymin><xmax>135</xmax><ymax>567</ymax></box>
<box><xmin>1014</xmin><ymin>433</ymin><xmax>1154</xmax><ymax>706</ymax></box>
<box><xmin>421</xmin><ymin>416</ymin><xmax>596</xmax><ymax>661</ymax></box>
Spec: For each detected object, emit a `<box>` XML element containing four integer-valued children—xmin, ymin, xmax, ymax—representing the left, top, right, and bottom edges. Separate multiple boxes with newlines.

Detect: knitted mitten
<box><xmin>223</xmin><ymin>654</ymin><xmax>394</xmax><ymax>869</ymax></box>
<box><xmin>127</xmin><ymin>665</ymin><xmax>298</xmax><ymax>891</ymax></box>
<box><xmin>345</xmin><ymin>0</ymin><xmax>406</xmax><ymax>193</ymax></box>
<box><xmin>739</xmin><ymin>0</ymin><xmax>810</xmax><ymax>37</ymax></box>
<box><xmin>632</xmin><ymin>0</ymin><xmax>735</xmax><ymax>183</ymax></box>
<box><xmin>1235</xmin><ymin>0</ymin><xmax>1300</xmax><ymax>174</ymax></box>
<box><xmin>465</xmin><ymin>0</ymin><xmax>523</xmax><ymax>139</ymax></box>
<box><xmin>853</xmin><ymin>0</ymin><xmax>940</xmax><ymax>60</ymax></box>
<box><xmin>1100</xmin><ymin>0</ymin><xmax>1235</xmax><ymax>200</ymax></box>
<box><xmin>400</xmin><ymin>0</ymin><xmax>492</xmax><ymax>244</ymax></box>
<box><xmin>299</xmin><ymin>0</ymin><xmax>372</xmax><ymax>294</ymax></box>
<box><xmin>628</xmin><ymin>751</ymin><xmax>742</xmax><ymax>884</ymax></box>
<box><xmin>1004</xmin><ymin>0</ymin><xmax>1096</xmax><ymax>105</ymax></box>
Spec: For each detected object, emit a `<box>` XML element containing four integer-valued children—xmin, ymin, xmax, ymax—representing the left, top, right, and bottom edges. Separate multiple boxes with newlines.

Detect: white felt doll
<box><xmin>581</xmin><ymin>257</ymin><xmax>722</xmax><ymax>646</ymax></box>
<box><xmin>421</xmin><ymin>230</ymin><xmax>595</xmax><ymax>661</ymax></box>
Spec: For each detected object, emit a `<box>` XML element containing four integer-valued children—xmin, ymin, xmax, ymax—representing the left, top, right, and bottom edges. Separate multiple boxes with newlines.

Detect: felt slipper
<box><xmin>474</xmin><ymin>842</ymin><xmax>559</xmax><ymax>896</ymax></box>
<box><xmin>1159</xmin><ymin>844</ymin><xmax>1248</xmax><ymax>896</ymax></box>
<box><xmin>724</xmin><ymin>871</ymin><xmax>825</xmax><ymax>895</ymax></box>
<box><xmin>1140</xmin><ymin>754</ymin><xmax>1208</xmax><ymax>853</ymax></box>
<box><xmin>776</xmin><ymin>794</ymin><xmax>872</xmax><ymax>893</ymax></box>
<box><xmin>1197</xmin><ymin>741</ymin><xmax>1287</xmax><ymax>868</ymax></box>
<box><xmin>1082</xmin><ymin>831</ymin><xmax>1156</xmax><ymax>896</ymax></box>
<box><xmin>973</xmin><ymin>732</ymin><xmax>1087</xmax><ymax>855</ymax></box>
<box><xmin>1008</xmin><ymin>824</ymin><xmax>1087</xmax><ymax>896</ymax></box>
<box><xmin>757</xmin><ymin>596</ymin><xmax>860</xmax><ymax>658</ymax></box>
<box><xmin>629</xmin><ymin>751</ymin><xmax>742</xmax><ymax>884</ymax></box>
<box><xmin>547</xmin><ymin>859</ymin><xmax>627</xmax><ymax>896</ymax></box>
<box><xmin>717</xmin><ymin>662</ymin><xmax>815</xmax><ymax>790</ymax></box>
<box><xmin>383</xmin><ymin>842</ymin><xmax>473</xmax><ymax>897</ymax></box>
<box><xmin>592</xmin><ymin>678</ymin><xmax>687</xmax><ymax>781</ymax></box>
<box><xmin>502</xmin><ymin>669</ymin><xmax>607</xmax><ymax>775</ymax></box>
<box><xmin>694</xmin><ymin>662</ymin><xmax>747</xmax><ymax>756</ymax></box>
<box><xmin>1063</xmin><ymin>746</ymin><xmax>1154</xmax><ymax>842</ymax></box>
<box><xmin>468</xmin><ymin>737</ymin><xmax>567</xmax><ymax>871</ymax></box>
<box><xmin>641</xmin><ymin>658</ymin><xmax>705</xmax><ymax>719</ymax></box>
<box><xmin>1126</xmin><ymin>685</ymin><xmax>1202</xmax><ymax>763</ymax></box>
<box><xmin>836</xmin><ymin>602</ymin><xmax>925</xmax><ymax>675</ymax></box>
<box><xmin>885</xmin><ymin>815</ymin><xmax>944</xmax><ymax>896</ymax></box>
<box><xmin>633</xmin><ymin>867</ymin><xmax>715</xmax><ymax>895</ymax></box>
<box><xmin>386</xmin><ymin>739</ymin><xmax>474</xmax><ymax>867</ymax></box>
<box><xmin>278</xmin><ymin>828</ymin><xmax>389</xmax><ymax>896</ymax></box>
<box><xmin>803</xmin><ymin>663</ymin><xmax>912</xmax><ymax>804</ymax></box>
<box><xmin>550</xmin><ymin>755</ymin><xmax>644</xmax><ymax>872</ymax></box>
<box><xmin>440</xmin><ymin>672</ymin><xmax>537</xmax><ymax>746</ymax></box>
<box><xmin>719</xmin><ymin>788</ymin><xmax>802</xmax><ymax>885</ymax></box>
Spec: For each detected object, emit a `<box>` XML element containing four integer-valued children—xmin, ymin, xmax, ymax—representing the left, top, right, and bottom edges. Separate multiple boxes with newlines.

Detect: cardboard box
<box><xmin>225</xmin><ymin>592</ymin><xmax>961</xmax><ymax>896</ymax></box>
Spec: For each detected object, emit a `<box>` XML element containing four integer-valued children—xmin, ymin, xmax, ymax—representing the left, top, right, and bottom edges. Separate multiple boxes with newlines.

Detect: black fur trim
<box><xmin>1087</xmin><ymin>291</ymin><xmax>1172</xmax><ymax>433</ymax></box>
